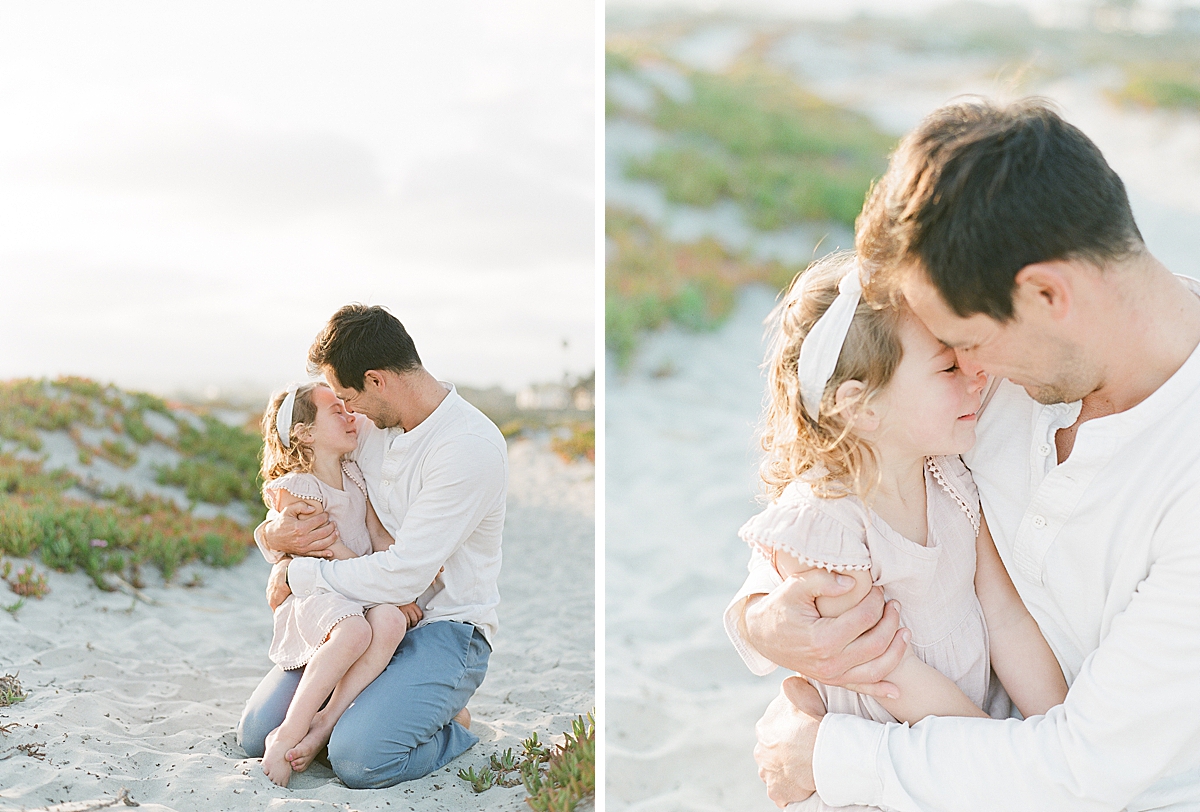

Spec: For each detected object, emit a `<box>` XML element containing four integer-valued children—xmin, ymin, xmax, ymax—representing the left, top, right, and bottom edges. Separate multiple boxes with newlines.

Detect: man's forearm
<box><xmin>815</xmin><ymin>551</ymin><xmax>1200</xmax><ymax>812</ymax></box>
<box><xmin>288</xmin><ymin>545</ymin><xmax>435</xmax><ymax>606</ymax></box>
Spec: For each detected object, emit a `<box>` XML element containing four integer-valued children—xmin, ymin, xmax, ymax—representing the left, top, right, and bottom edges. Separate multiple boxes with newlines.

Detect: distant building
<box><xmin>516</xmin><ymin>373</ymin><xmax>595</xmax><ymax>412</ymax></box>
<box><xmin>572</xmin><ymin>371</ymin><xmax>595</xmax><ymax>411</ymax></box>
<box><xmin>517</xmin><ymin>384</ymin><xmax>571</xmax><ymax>411</ymax></box>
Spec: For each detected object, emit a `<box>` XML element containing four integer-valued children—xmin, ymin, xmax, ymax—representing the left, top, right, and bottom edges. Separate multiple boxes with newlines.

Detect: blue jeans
<box><xmin>237</xmin><ymin>620</ymin><xmax>491</xmax><ymax>788</ymax></box>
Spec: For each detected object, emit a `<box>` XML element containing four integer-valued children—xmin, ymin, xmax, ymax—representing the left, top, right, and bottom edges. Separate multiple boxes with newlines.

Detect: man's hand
<box><xmin>399</xmin><ymin>602</ymin><xmax>423</xmax><ymax>629</ymax></box>
<box><xmin>266</xmin><ymin>558</ymin><xmax>292</xmax><ymax>610</ymax></box>
<box><xmin>743</xmin><ymin>571</ymin><xmax>909</xmax><ymax>699</ymax></box>
<box><xmin>755</xmin><ymin>676</ymin><xmax>827</xmax><ymax>807</ymax></box>
<box><xmin>263</xmin><ymin>501</ymin><xmax>338</xmax><ymax>558</ymax></box>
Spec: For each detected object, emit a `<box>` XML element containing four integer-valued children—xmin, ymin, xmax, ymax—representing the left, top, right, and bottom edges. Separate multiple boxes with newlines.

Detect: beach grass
<box><xmin>606</xmin><ymin>207</ymin><xmax>801</xmax><ymax>365</ymax></box>
<box><xmin>626</xmin><ymin>65</ymin><xmax>893</xmax><ymax>230</ymax></box>
<box><xmin>0</xmin><ymin>673</ymin><xmax>25</xmax><ymax>707</ymax></box>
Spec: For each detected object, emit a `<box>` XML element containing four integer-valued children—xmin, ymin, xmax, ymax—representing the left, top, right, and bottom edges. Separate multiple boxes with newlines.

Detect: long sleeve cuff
<box><xmin>723</xmin><ymin>550</ymin><xmax>785</xmax><ymax>675</ymax></box>
<box><xmin>254</xmin><ymin>512</ymin><xmax>286</xmax><ymax>564</ymax></box>
<box><xmin>813</xmin><ymin>714</ymin><xmax>888</xmax><ymax>809</ymax></box>
<box><xmin>287</xmin><ymin>556</ymin><xmax>331</xmax><ymax>598</ymax></box>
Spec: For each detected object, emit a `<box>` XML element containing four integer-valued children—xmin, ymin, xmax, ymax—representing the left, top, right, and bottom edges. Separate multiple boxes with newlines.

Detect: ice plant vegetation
<box><xmin>0</xmin><ymin>378</ymin><xmax>261</xmax><ymax>589</ymax></box>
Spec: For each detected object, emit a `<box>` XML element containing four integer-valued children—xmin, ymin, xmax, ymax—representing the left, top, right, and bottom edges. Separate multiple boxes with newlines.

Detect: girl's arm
<box><xmin>272</xmin><ymin>490</ymin><xmax>357</xmax><ymax>561</ymax></box>
<box><xmin>365</xmin><ymin>498</ymin><xmax>395</xmax><ymax>553</ymax></box>
<box><xmin>776</xmin><ymin>550</ymin><xmax>987</xmax><ymax>723</ymax></box>
<box><xmin>974</xmin><ymin>512</ymin><xmax>1068</xmax><ymax>717</ymax></box>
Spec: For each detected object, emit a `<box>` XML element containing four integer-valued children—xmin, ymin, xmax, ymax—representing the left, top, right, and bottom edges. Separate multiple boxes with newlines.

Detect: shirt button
<box><xmin>1032</xmin><ymin>515</ymin><xmax>1047</xmax><ymax>529</ymax></box>
<box><xmin>1038</xmin><ymin>443</ymin><xmax>1052</xmax><ymax>456</ymax></box>
<box><xmin>381</xmin><ymin>479</ymin><xmax>390</xmax><ymax>487</ymax></box>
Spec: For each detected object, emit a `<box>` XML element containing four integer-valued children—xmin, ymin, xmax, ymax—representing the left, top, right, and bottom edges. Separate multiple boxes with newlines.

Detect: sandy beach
<box><xmin>605</xmin><ymin>12</ymin><xmax>1200</xmax><ymax>811</ymax></box>
<box><xmin>0</xmin><ymin>435</ymin><xmax>594</xmax><ymax>812</ymax></box>
<box><xmin>606</xmin><ymin>285</ymin><xmax>783</xmax><ymax>812</ymax></box>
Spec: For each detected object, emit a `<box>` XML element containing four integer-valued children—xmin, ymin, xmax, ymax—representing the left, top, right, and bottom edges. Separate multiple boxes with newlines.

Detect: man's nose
<box><xmin>956</xmin><ymin>351</ymin><xmax>985</xmax><ymax>380</ymax></box>
<box><xmin>965</xmin><ymin>368</ymin><xmax>987</xmax><ymax>395</ymax></box>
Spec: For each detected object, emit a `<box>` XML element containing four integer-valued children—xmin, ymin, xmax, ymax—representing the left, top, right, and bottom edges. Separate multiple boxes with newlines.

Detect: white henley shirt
<box><xmin>726</xmin><ymin>283</ymin><xmax>1200</xmax><ymax>810</ymax></box>
<box><xmin>270</xmin><ymin>384</ymin><xmax>507</xmax><ymax>646</ymax></box>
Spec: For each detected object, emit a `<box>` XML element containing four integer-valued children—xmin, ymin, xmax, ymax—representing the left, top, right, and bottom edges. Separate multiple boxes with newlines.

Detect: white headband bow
<box><xmin>275</xmin><ymin>385</ymin><xmax>300</xmax><ymax>448</ymax></box>
<box><xmin>797</xmin><ymin>264</ymin><xmax>863</xmax><ymax>420</ymax></box>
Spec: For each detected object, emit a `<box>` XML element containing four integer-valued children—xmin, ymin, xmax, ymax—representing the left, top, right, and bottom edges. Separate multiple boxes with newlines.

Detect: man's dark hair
<box><xmin>308</xmin><ymin>304</ymin><xmax>422</xmax><ymax>390</ymax></box>
<box><xmin>858</xmin><ymin>97</ymin><xmax>1143</xmax><ymax>320</ymax></box>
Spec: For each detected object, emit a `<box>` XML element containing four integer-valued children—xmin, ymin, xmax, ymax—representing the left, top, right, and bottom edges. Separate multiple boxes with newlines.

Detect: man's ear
<box><xmin>362</xmin><ymin>370</ymin><xmax>385</xmax><ymax>391</ymax></box>
<box><xmin>1013</xmin><ymin>261</ymin><xmax>1073</xmax><ymax>322</ymax></box>
<box><xmin>833</xmin><ymin>379</ymin><xmax>880</xmax><ymax>431</ymax></box>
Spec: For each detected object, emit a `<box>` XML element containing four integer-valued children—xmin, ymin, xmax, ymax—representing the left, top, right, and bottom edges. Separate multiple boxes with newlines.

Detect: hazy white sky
<box><xmin>0</xmin><ymin>1</ymin><xmax>595</xmax><ymax>398</ymax></box>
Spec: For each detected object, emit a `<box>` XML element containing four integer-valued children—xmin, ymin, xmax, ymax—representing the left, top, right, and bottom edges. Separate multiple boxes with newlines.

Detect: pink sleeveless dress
<box><xmin>262</xmin><ymin>460</ymin><xmax>374</xmax><ymax>670</ymax></box>
<box><xmin>739</xmin><ymin>456</ymin><xmax>990</xmax><ymax>812</ymax></box>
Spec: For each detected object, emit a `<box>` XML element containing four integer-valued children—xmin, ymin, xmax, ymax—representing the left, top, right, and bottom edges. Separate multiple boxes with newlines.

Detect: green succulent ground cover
<box><xmin>626</xmin><ymin>67</ymin><xmax>893</xmax><ymax>230</ymax></box>
<box><xmin>155</xmin><ymin>415</ymin><xmax>265</xmax><ymax>515</ymax></box>
<box><xmin>605</xmin><ymin>46</ymin><xmax>891</xmax><ymax>364</ymax></box>
<box><xmin>1114</xmin><ymin>64</ymin><xmax>1200</xmax><ymax>112</ymax></box>
<box><xmin>459</xmin><ymin>713</ymin><xmax>595</xmax><ymax>811</ymax></box>
<box><xmin>605</xmin><ymin>207</ymin><xmax>802</xmax><ymax>367</ymax></box>
<box><xmin>0</xmin><ymin>378</ymin><xmax>260</xmax><ymax>592</ymax></box>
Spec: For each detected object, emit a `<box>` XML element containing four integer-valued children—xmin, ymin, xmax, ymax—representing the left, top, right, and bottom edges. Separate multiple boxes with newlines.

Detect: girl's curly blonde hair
<box><xmin>259</xmin><ymin>382</ymin><xmax>326</xmax><ymax>502</ymax></box>
<box><xmin>759</xmin><ymin>250</ymin><xmax>905</xmax><ymax>501</ymax></box>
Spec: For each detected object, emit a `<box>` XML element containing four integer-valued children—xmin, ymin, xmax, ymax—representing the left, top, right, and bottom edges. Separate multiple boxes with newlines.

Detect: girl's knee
<box><xmin>331</xmin><ymin>614</ymin><xmax>373</xmax><ymax>656</ymax></box>
<box><xmin>366</xmin><ymin>605</ymin><xmax>407</xmax><ymax>648</ymax></box>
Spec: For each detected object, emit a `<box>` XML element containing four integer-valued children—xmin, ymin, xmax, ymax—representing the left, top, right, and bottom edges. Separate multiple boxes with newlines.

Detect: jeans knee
<box><xmin>237</xmin><ymin>702</ymin><xmax>277</xmax><ymax>758</ymax></box>
<box><xmin>329</xmin><ymin>740</ymin><xmax>419</xmax><ymax>789</ymax></box>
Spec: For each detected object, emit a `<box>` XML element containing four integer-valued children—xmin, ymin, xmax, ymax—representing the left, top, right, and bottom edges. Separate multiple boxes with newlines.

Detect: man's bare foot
<box><xmin>262</xmin><ymin>725</ymin><xmax>301</xmax><ymax>787</ymax></box>
<box><xmin>286</xmin><ymin>710</ymin><xmax>336</xmax><ymax>773</ymax></box>
<box><xmin>453</xmin><ymin>707</ymin><xmax>471</xmax><ymax>730</ymax></box>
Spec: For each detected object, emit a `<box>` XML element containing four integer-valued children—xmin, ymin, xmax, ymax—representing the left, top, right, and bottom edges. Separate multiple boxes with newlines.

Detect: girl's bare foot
<box><xmin>286</xmin><ymin>709</ymin><xmax>336</xmax><ymax>773</ymax></box>
<box><xmin>453</xmin><ymin>707</ymin><xmax>471</xmax><ymax>730</ymax></box>
<box><xmin>262</xmin><ymin>725</ymin><xmax>302</xmax><ymax>787</ymax></box>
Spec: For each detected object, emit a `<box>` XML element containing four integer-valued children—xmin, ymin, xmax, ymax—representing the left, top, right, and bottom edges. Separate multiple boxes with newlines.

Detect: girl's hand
<box><xmin>399</xmin><ymin>602</ymin><xmax>423</xmax><ymax>629</ymax></box>
<box><xmin>267</xmin><ymin>557</ymin><xmax>292</xmax><ymax>610</ymax></box>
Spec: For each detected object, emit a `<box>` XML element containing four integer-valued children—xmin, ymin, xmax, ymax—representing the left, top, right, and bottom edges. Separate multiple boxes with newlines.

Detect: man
<box><xmin>727</xmin><ymin>99</ymin><xmax>1200</xmax><ymax>810</ymax></box>
<box><xmin>237</xmin><ymin>304</ymin><xmax>507</xmax><ymax>789</ymax></box>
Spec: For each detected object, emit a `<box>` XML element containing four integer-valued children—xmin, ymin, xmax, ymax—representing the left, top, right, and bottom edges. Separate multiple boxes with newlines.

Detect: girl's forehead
<box><xmin>310</xmin><ymin>385</ymin><xmax>338</xmax><ymax>408</ymax></box>
<box><xmin>899</xmin><ymin>310</ymin><xmax>948</xmax><ymax>358</ymax></box>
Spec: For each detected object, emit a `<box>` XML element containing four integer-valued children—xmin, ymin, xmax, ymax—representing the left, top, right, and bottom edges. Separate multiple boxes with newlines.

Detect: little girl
<box><xmin>256</xmin><ymin>382</ymin><xmax>422</xmax><ymax>787</ymax></box>
<box><xmin>740</xmin><ymin>252</ymin><xmax>1068</xmax><ymax>810</ymax></box>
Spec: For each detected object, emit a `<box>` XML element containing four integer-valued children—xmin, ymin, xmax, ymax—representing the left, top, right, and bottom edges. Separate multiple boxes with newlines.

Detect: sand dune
<box><xmin>0</xmin><ymin>436</ymin><xmax>594</xmax><ymax>811</ymax></box>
